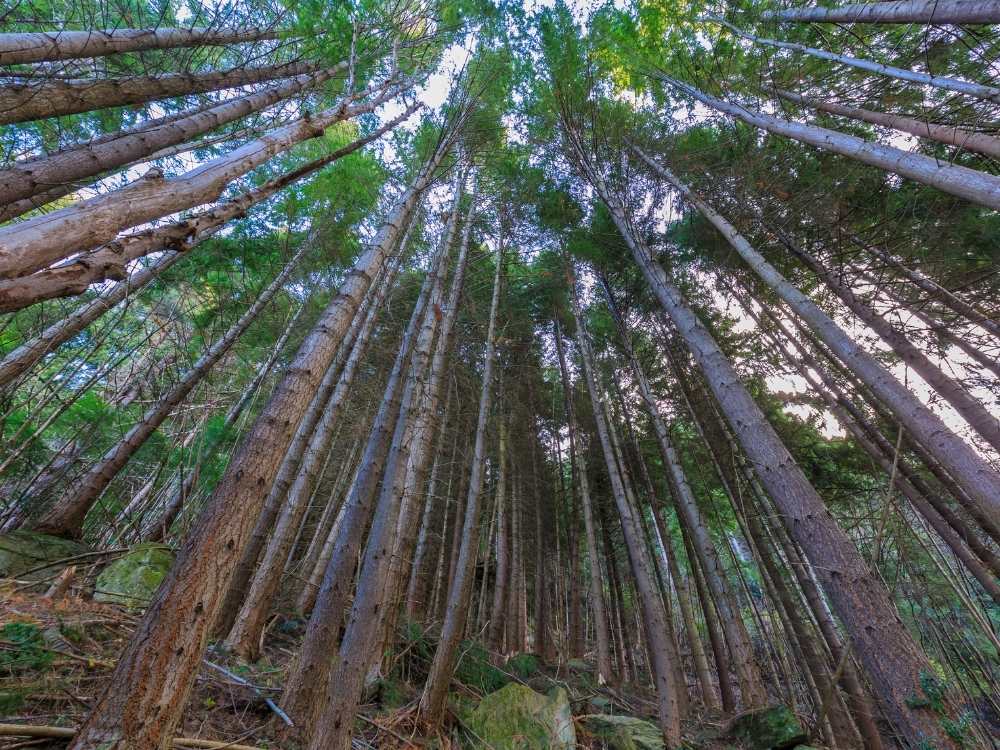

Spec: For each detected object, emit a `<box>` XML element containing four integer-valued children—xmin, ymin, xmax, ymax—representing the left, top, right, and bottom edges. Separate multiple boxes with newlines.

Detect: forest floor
<box><xmin>1</xmin><ymin>586</ymin><xmax>757</xmax><ymax>749</ymax></box>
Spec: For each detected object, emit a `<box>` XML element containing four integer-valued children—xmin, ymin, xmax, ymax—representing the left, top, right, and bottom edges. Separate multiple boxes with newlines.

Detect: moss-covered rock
<box><xmin>506</xmin><ymin>652</ymin><xmax>541</xmax><ymax>678</ymax></box>
<box><xmin>727</xmin><ymin>705</ymin><xmax>807</xmax><ymax>750</ymax></box>
<box><xmin>582</xmin><ymin>714</ymin><xmax>665</xmax><ymax>750</ymax></box>
<box><xmin>94</xmin><ymin>543</ymin><xmax>174</xmax><ymax>609</ymax></box>
<box><xmin>464</xmin><ymin>683</ymin><xmax>575</xmax><ymax>749</ymax></box>
<box><xmin>0</xmin><ymin>530</ymin><xmax>89</xmax><ymax>580</ymax></box>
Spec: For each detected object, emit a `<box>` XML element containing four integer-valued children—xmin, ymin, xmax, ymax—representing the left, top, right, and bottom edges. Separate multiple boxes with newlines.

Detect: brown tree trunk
<box><xmin>568</xmin><ymin>135</ymin><xmax>963</xmax><ymax>747</ymax></box>
<box><xmin>418</xmin><ymin>238</ymin><xmax>503</xmax><ymax>728</ymax></box>
<box><xmin>0</xmin><ymin>66</ymin><xmax>345</xmax><ymax>209</ymax></box>
<box><xmin>0</xmin><ymin>26</ymin><xmax>285</xmax><ymax>66</ymax></box>
<box><xmin>572</xmin><ymin>277</ymin><xmax>684</xmax><ymax>744</ymax></box>
<box><xmin>0</xmin><ymin>62</ymin><xmax>319</xmax><ymax>124</ymax></box>
<box><xmin>0</xmin><ymin>79</ymin><xmax>413</xmax><ymax>279</ymax></box>
<box><xmin>66</xmin><ymin>143</ymin><xmax>443</xmax><ymax>750</ymax></box>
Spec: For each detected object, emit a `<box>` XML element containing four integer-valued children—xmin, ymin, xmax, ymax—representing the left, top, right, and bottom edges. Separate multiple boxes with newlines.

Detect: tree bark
<box><xmin>418</xmin><ymin>236</ymin><xmax>503</xmax><ymax>729</ymax></box>
<box><xmin>0</xmin><ymin>102</ymin><xmax>416</xmax><ymax>311</ymax></box>
<box><xmin>0</xmin><ymin>62</ymin><xmax>320</xmax><ymax>125</ymax></box>
<box><xmin>773</xmin><ymin>88</ymin><xmax>1000</xmax><ymax>160</ymax></box>
<box><xmin>572</xmin><ymin>278</ymin><xmax>684</xmax><ymax>745</ymax></box>
<box><xmin>66</xmin><ymin>143</ymin><xmax>444</xmax><ymax>750</ymax></box>
<box><xmin>0</xmin><ymin>65</ymin><xmax>345</xmax><ymax>208</ymax></box>
<box><xmin>762</xmin><ymin>0</ymin><xmax>1000</xmax><ymax>24</ymax></box>
<box><xmin>568</xmin><ymin>134</ymin><xmax>963</xmax><ymax>746</ymax></box>
<box><xmin>631</xmin><ymin>144</ymin><xmax>1000</xmax><ymax>521</ymax></box>
<box><xmin>487</xmin><ymin>428</ymin><xmax>511</xmax><ymax>651</ymax></box>
<box><xmin>278</xmin><ymin>233</ymin><xmax>450</xmax><ymax>733</ymax></box>
<box><xmin>0</xmin><ymin>78</ymin><xmax>414</xmax><ymax>279</ymax></box>
<box><xmin>704</xmin><ymin>18</ymin><xmax>1000</xmax><ymax>104</ymax></box>
<box><xmin>0</xmin><ymin>26</ymin><xmax>285</xmax><ymax>66</ymax></box>
<box><xmin>655</xmin><ymin>75</ymin><xmax>1000</xmax><ymax>207</ymax></box>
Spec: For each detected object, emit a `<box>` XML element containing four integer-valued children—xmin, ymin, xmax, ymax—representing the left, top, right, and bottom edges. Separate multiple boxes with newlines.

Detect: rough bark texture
<box><xmin>0</xmin><ymin>26</ymin><xmax>284</xmax><ymax>65</ymax></box>
<box><xmin>763</xmin><ymin>0</ymin><xmax>1000</xmax><ymax>24</ymax></box>
<box><xmin>572</xmin><ymin>138</ymin><xmax>962</xmax><ymax>746</ymax></box>
<box><xmin>0</xmin><ymin>62</ymin><xmax>318</xmax><ymax>124</ymax></box>
<box><xmin>0</xmin><ymin>65</ymin><xmax>345</xmax><ymax>208</ymax></box>
<box><xmin>65</xmin><ymin>145</ymin><xmax>442</xmax><ymax>750</ymax></box>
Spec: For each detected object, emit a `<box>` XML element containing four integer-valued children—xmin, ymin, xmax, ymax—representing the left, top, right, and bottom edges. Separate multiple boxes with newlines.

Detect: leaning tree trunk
<box><xmin>32</xmin><ymin>243</ymin><xmax>307</xmax><ymax>538</ymax></box>
<box><xmin>222</xmin><ymin>253</ymin><xmax>402</xmax><ymax>660</ymax></box>
<box><xmin>0</xmin><ymin>65</ymin><xmax>345</xmax><ymax>209</ymax></box>
<box><xmin>306</xmin><ymin>236</ymin><xmax>452</xmax><ymax>750</ymax></box>
<box><xmin>606</xmin><ymin>292</ymin><xmax>766</xmax><ymax>709</ymax></box>
<box><xmin>0</xmin><ymin>61</ymin><xmax>320</xmax><ymax>125</ymax></box>
<box><xmin>0</xmin><ymin>253</ymin><xmax>183</xmax><ymax>389</ymax></box>
<box><xmin>572</xmin><ymin>279</ymin><xmax>685</xmax><ymax>745</ymax></box>
<box><xmin>418</xmin><ymin>238</ymin><xmax>503</xmax><ymax>729</ymax></box>
<box><xmin>569</xmin><ymin>133</ymin><xmax>964</xmax><ymax>747</ymax></box>
<box><xmin>655</xmin><ymin>75</ymin><xmax>1000</xmax><ymax>206</ymax></box>
<box><xmin>0</xmin><ymin>77</ymin><xmax>412</xmax><ymax>279</ymax></box>
<box><xmin>0</xmin><ymin>102</ymin><xmax>416</xmax><ymax>312</ymax></box>
<box><xmin>66</xmin><ymin>140</ymin><xmax>445</xmax><ymax>750</ymax></box>
<box><xmin>278</xmin><ymin>238</ymin><xmax>449</xmax><ymax>735</ymax></box>
<box><xmin>631</xmin><ymin>145</ymin><xmax>1000</xmax><ymax>521</ymax></box>
<box><xmin>0</xmin><ymin>26</ymin><xmax>284</xmax><ymax>65</ymax></box>
<box><xmin>762</xmin><ymin>0</ymin><xmax>1000</xmax><ymax>24</ymax></box>
<box><xmin>487</xmin><ymin>433</ymin><xmax>512</xmax><ymax>651</ymax></box>
<box><xmin>704</xmin><ymin>18</ymin><xmax>1000</xmax><ymax>104</ymax></box>
<box><xmin>773</xmin><ymin>88</ymin><xmax>1000</xmax><ymax>160</ymax></box>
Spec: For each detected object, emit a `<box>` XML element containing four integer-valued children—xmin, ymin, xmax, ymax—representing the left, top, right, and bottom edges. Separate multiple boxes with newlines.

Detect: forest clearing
<box><xmin>0</xmin><ymin>0</ymin><xmax>998</xmax><ymax>748</ymax></box>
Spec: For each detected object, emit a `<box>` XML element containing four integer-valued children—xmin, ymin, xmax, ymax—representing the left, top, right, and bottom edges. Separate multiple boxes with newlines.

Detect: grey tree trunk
<box><xmin>0</xmin><ymin>78</ymin><xmax>413</xmax><ymax>278</ymax></box>
<box><xmin>66</xmin><ymin>141</ymin><xmax>445</xmax><ymax>750</ymax></box>
<box><xmin>0</xmin><ymin>62</ymin><xmax>319</xmax><ymax>125</ymax></box>
<box><xmin>631</xmin><ymin>145</ymin><xmax>1000</xmax><ymax>522</ymax></box>
<box><xmin>572</xmin><ymin>280</ymin><xmax>685</xmax><ymax>745</ymax></box>
<box><xmin>773</xmin><ymin>88</ymin><xmax>1000</xmax><ymax>160</ymax></box>
<box><xmin>0</xmin><ymin>26</ymin><xmax>284</xmax><ymax>65</ymax></box>
<box><xmin>0</xmin><ymin>65</ymin><xmax>345</xmax><ymax>208</ymax></box>
<box><xmin>568</xmin><ymin>131</ymin><xmax>963</xmax><ymax>746</ymax></box>
<box><xmin>763</xmin><ymin>0</ymin><xmax>1000</xmax><ymax>24</ymax></box>
<box><xmin>656</xmin><ymin>75</ymin><xmax>1000</xmax><ymax>208</ymax></box>
<box><xmin>704</xmin><ymin>18</ymin><xmax>1000</xmax><ymax>104</ymax></box>
<box><xmin>278</xmin><ymin>232</ymin><xmax>451</xmax><ymax>734</ymax></box>
<box><xmin>418</xmin><ymin>233</ymin><xmax>502</xmax><ymax>729</ymax></box>
<box><xmin>0</xmin><ymin>103</ymin><xmax>416</xmax><ymax>311</ymax></box>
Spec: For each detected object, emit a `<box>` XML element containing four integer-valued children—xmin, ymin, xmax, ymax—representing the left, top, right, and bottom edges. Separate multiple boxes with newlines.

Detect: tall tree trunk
<box><xmin>572</xmin><ymin>277</ymin><xmax>685</xmax><ymax>744</ymax></box>
<box><xmin>0</xmin><ymin>62</ymin><xmax>321</xmax><ymax>125</ymax></box>
<box><xmin>0</xmin><ymin>103</ymin><xmax>416</xmax><ymax>310</ymax></box>
<box><xmin>632</xmin><ymin>145</ymin><xmax>1000</xmax><ymax>520</ymax></box>
<box><xmin>0</xmin><ymin>253</ymin><xmax>182</xmax><ymax>389</ymax></box>
<box><xmin>488</xmin><ymin>425</ymin><xmax>511</xmax><ymax>652</ymax></box>
<box><xmin>704</xmin><ymin>18</ymin><xmax>1000</xmax><ymax>104</ymax></box>
<box><xmin>602</xmin><ymin>278</ymin><xmax>764</xmax><ymax>708</ymax></box>
<box><xmin>305</xmin><ymin>231</ymin><xmax>452</xmax><ymax>750</ymax></box>
<box><xmin>66</xmin><ymin>142</ymin><xmax>444</xmax><ymax>750</ymax></box>
<box><xmin>0</xmin><ymin>65</ymin><xmax>345</xmax><ymax>209</ymax></box>
<box><xmin>32</xmin><ymin>245</ymin><xmax>306</xmax><ymax>538</ymax></box>
<box><xmin>223</xmin><ymin>256</ymin><xmax>399</xmax><ymax>659</ymax></box>
<box><xmin>0</xmin><ymin>26</ymin><xmax>285</xmax><ymax>66</ymax></box>
<box><xmin>0</xmin><ymin>79</ymin><xmax>413</xmax><ymax>279</ymax></box>
<box><xmin>278</xmin><ymin>231</ymin><xmax>450</xmax><ymax>733</ymax></box>
<box><xmin>653</xmin><ymin>76</ymin><xmax>1000</xmax><ymax>206</ymax></box>
<box><xmin>418</xmin><ymin>237</ymin><xmax>503</xmax><ymax>728</ymax></box>
<box><xmin>773</xmin><ymin>88</ymin><xmax>1000</xmax><ymax>160</ymax></box>
<box><xmin>553</xmin><ymin>318</ymin><xmax>587</xmax><ymax>659</ymax></box>
<box><xmin>855</xmin><ymin>238</ymin><xmax>1000</xmax><ymax>340</ymax></box>
<box><xmin>569</xmin><ymin>137</ymin><xmax>964</xmax><ymax>747</ymax></box>
<box><xmin>763</xmin><ymin>0</ymin><xmax>1000</xmax><ymax>23</ymax></box>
